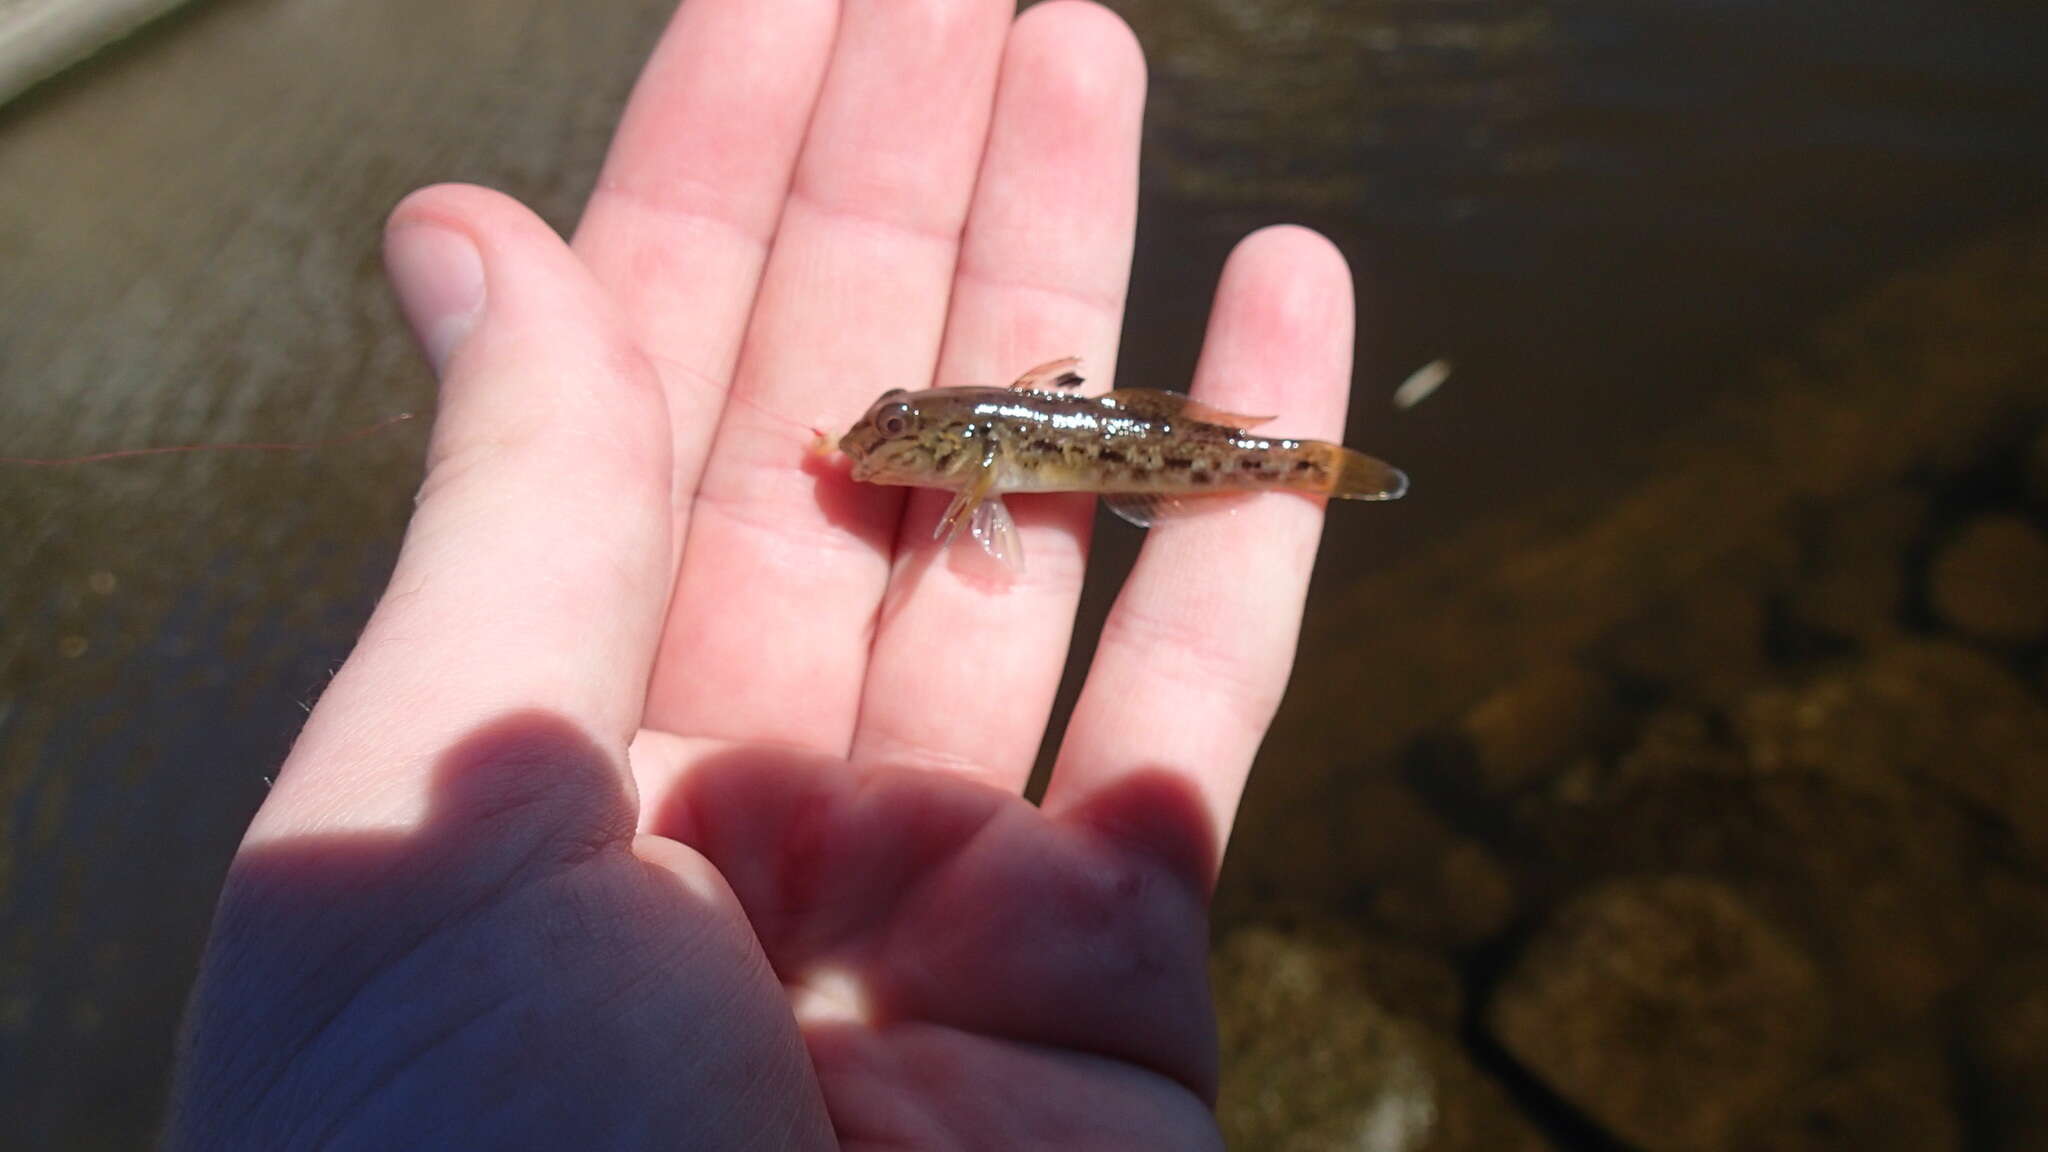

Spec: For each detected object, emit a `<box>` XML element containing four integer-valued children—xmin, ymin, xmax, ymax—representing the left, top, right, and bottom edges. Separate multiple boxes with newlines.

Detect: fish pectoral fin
<box><xmin>969</xmin><ymin>495</ymin><xmax>1024</xmax><ymax>571</ymax></box>
<box><xmin>1101</xmin><ymin>490</ymin><xmax>1251</xmax><ymax>528</ymax></box>
<box><xmin>1101</xmin><ymin>388</ymin><xmax>1274</xmax><ymax>430</ymax></box>
<box><xmin>1008</xmin><ymin>356</ymin><xmax>1086</xmax><ymax>392</ymax></box>
<box><xmin>933</xmin><ymin>425</ymin><xmax>1026</xmax><ymax>570</ymax></box>
<box><xmin>935</xmin><ymin>486</ymin><xmax>978</xmax><ymax>543</ymax></box>
<box><xmin>935</xmin><ymin>442</ymin><xmax>1001</xmax><ymax>544</ymax></box>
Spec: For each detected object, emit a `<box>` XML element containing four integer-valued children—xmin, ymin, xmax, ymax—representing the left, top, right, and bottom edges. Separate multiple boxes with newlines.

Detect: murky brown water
<box><xmin>2</xmin><ymin>0</ymin><xmax>2044</xmax><ymax>1147</ymax></box>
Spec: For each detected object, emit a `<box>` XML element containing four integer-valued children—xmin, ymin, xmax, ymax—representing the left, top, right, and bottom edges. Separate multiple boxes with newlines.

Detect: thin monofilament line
<box><xmin>0</xmin><ymin>413</ymin><xmax>417</xmax><ymax>466</ymax></box>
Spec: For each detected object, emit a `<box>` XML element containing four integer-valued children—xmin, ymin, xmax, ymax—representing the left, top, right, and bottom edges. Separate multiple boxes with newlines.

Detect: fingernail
<box><xmin>387</xmin><ymin>224</ymin><xmax>486</xmax><ymax>376</ymax></box>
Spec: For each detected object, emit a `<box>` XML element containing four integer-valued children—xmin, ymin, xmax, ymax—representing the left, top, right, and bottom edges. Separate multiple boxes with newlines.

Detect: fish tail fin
<box><xmin>1328</xmin><ymin>445</ymin><xmax>1409</xmax><ymax>500</ymax></box>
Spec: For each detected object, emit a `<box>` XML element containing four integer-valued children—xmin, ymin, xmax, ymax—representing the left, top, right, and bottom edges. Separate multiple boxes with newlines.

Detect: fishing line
<box><xmin>0</xmin><ymin>413</ymin><xmax>418</xmax><ymax>466</ymax></box>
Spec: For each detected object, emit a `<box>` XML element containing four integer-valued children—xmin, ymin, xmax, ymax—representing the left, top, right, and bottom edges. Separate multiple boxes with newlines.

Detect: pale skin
<box><xmin>168</xmin><ymin>1</ymin><xmax>1366</xmax><ymax>1148</ymax></box>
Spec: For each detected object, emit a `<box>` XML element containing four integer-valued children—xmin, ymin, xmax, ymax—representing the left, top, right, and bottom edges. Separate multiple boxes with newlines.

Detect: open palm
<box><xmin>170</xmin><ymin>1</ymin><xmax>1363</xmax><ymax>1148</ymax></box>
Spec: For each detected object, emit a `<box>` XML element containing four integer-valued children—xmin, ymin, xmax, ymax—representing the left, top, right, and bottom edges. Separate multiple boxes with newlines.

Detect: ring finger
<box><xmin>1044</xmin><ymin>226</ymin><xmax>1361</xmax><ymax>857</ymax></box>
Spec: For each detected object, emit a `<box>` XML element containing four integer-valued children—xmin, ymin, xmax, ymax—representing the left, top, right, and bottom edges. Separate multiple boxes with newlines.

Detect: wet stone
<box><xmin>1215</xmin><ymin>926</ymin><xmax>1552</xmax><ymax>1152</ymax></box>
<box><xmin>1453</xmin><ymin>660</ymin><xmax>1621</xmax><ymax>795</ymax></box>
<box><xmin>1740</xmin><ymin>640</ymin><xmax>2048</xmax><ymax>867</ymax></box>
<box><xmin>1487</xmin><ymin>875</ymin><xmax>1825</xmax><ymax>1152</ymax></box>
<box><xmin>1225</xmin><ymin>914</ymin><xmax>1467</xmax><ymax>1035</ymax></box>
<box><xmin>1927</xmin><ymin>513</ymin><xmax>2048</xmax><ymax>646</ymax></box>
<box><xmin>1524</xmin><ymin>661</ymin><xmax>1997</xmax><ymax>1029</ymax></box>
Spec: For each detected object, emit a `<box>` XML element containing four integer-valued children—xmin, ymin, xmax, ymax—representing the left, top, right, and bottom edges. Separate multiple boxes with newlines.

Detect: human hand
<box><xmin>169</xmin><ymin>1</ymin><xmax>1362</xmax><ymax>1147</ymax></box>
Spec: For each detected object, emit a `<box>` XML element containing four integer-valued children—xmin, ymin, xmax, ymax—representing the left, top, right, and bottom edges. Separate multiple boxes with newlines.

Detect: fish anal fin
<box><xmin>1102</xmin><ymin>490</ymin><xmax>1251</xmax><ymax>528</ymax></box>
<box><xmin>1102</xmin><ymin>388</ymin><xmax>1274</xmax><ymax>430</ymax></box>
<box><xmin>1009</xmin><ymin>357</ymin><xmax>1085</xmax><ymax>392</ymax></box>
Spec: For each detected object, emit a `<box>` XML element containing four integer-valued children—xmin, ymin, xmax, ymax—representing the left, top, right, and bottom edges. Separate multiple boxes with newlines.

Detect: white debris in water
<box><xmin>1392</xmin><ymin>359</ymin><xmax>1453</xmax><ymax>410</ymax></box>
<box><xmin>1348</xmin><ymin>1051</ymin><xmax>1438</xmax><ymax>1151</ymax></box>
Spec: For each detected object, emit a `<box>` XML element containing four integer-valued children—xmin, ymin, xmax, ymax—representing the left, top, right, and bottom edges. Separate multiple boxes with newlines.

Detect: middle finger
<box><xmin>645</xmin><ymin>0</ymin><xmax>1017</xmax><ymax>750</ymax></box>
<box><xmin>848</xmin><ymin>1</ymin><xmax>1147</xmax><ymax>787</ymax></box>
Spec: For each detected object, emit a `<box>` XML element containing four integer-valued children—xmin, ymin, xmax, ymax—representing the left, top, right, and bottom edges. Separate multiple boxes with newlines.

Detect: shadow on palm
<box><xmin>657</xmin><ymin>741</ymin><xmax>1219</xmax><ymax>1098</ymax></box>
<box><xmin>186</xmin><ymin>710</ymin><xmax>1220</xmax><ymax>1144</ymax></box>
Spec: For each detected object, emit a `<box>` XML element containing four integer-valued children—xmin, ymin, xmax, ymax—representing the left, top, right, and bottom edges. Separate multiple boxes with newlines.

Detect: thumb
<box><xmin>250</xmin><ymin>184</ymin><xmax>673</xmax><ymax>846</ymax></box>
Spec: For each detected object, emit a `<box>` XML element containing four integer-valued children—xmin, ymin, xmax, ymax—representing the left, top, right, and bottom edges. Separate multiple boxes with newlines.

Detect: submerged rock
<box><xmin>1215</xmin><ymin>926</ymin><xmax>1551</xmax><ymax>1152</ymax></box>
<box><xmin>1740</xmin><ymin>640</ymin><xmax>2048</xmax><ymax>865</ymax></box>
<box><xmin>1927</xmin><ymin>513</ymin><xmax>2048</xmax><ymax>646</ymax></box>
<box><xmin>1450</xmin><ymin>660</ymin><xmax>1622</xmax><ymax>796</ymax></box>
<box><xmin>1521</xmin><ymin>641</ymin><xmax>2041</xmax><ymax>1031</ymax></box>
<box><xmin>1487</xmin><ymin>876</ymin><xmax>1824</xmax><ymax>1152</ymax></box>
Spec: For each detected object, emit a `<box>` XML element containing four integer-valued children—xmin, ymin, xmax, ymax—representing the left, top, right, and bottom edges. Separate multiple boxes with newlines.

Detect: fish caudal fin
<box><xmin>1330</xmin><ymin>447</ymin><xmax>1409</xmax><ymax>501</ymax></box>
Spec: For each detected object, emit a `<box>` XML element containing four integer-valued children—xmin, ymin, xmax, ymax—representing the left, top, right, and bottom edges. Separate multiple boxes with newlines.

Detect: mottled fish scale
<box><xmin>834</xmin><ymin>359</ymin><xmax>1405</xmax><ymax>568</ymax></box>
<box><xmin>971</xmin><ymin>391</ymin><xmax>1341</xmax><ymax>495</ymax></box>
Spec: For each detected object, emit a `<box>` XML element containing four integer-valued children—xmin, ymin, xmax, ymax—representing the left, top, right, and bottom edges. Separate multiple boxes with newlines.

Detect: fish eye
<box><xmin>874</xmin><ymin>401</ymin><xmax>915</xmax><ymax>438</ymax></box>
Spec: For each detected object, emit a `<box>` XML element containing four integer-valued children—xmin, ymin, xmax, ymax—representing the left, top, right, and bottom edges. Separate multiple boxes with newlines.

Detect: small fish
<box><xmin>834</xmin><ymin>357</ymin><xmax>1407</xmax><ymax>570</ymax></box>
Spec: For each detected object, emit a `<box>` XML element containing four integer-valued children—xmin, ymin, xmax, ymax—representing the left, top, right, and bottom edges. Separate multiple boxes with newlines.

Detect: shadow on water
<box><xmin>2</xmin><ymin>0</ymin><xmax>2046</xmax><ymax>1146</ymax></box>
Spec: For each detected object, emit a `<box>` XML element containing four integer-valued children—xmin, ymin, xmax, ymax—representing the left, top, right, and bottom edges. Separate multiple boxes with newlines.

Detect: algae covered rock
<box><xmin>1444</xmin><ymin>660</ymin><xmax>1622</xmax><ymax>796</ymax></box>
<box><xmin>1214</xmin><ymin>925</ymin><xmax>1549</xmax><ymax>1152</ymax></box>
<box><xmin>1740</xmin><ymin>640</ymin><xmax>2048</xmax><ymax>865</ymax></box>
<box><xmin>1487</xmin><ymin>876</ymin><xmax>1824</xmax><ymax>1152</ymax></box>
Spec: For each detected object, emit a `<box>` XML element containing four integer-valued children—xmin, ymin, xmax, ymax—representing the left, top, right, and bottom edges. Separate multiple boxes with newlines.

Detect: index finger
<box><xmin>572</xmin><ymin>0</ymin><xmax>839</xmax><ymax>567</ymax></box>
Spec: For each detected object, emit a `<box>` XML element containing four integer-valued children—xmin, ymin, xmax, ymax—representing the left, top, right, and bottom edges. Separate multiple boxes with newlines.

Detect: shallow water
<box><xmin>2</xmin><ymin>0</ymin><xmax>2044</xmax><ymax>1146</ymax></box>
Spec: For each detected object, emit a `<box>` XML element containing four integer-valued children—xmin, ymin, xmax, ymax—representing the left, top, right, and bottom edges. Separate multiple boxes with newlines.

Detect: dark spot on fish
<box><xmin>1098</xmin><ymin>448</ymin><xmax>1126</xmax><ymax>464</ymax></box>
<box><xmin>1238</xmin><ymin>456</ymin><xmax>1262</xmax><ymax>471</ymax></box>
<box><xmin>1164</xmin><ymin>456</ymin><xmax>1193</xmax><ymax>470</ymax></box>
<box><xmin>1294</xmin><ymin>459</ymin><xmax>1314</xmax><ymax>472</ymax></box>
<box><xmin>1028</xmin><ymin>438</ymin><xmax>1059</xmax><ymax>454</ymax></box>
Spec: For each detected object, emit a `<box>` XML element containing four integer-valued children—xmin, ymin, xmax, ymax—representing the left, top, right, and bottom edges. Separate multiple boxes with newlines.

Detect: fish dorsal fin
<box><xmin>1101</xmin><ymin>388</ymin><xmax>1274</xmax><ymax>430</ymax></box>
<box><xmin>1101</xmin><ymin>491</ymin><xmax>1251</xmax><ymax>528</ymax></box>
<box><xmin>1008</xmin><ymin>356</ymin><xmax>1086</xmax><ymax>391</ymax></box>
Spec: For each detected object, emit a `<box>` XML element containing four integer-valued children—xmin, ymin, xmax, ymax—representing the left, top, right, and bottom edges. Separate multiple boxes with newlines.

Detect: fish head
<box><xmin>838</xmin><ymin>388</ymin><xmax>940</xmax><ymax>483</ymax></box>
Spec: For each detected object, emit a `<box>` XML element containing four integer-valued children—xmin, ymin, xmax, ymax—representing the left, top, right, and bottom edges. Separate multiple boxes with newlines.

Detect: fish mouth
<box><xmin>837</xmin><ymin>428</ymin><xmax>872</xmax><ymax>476</ymax></box>
<box><xmin>840</xmin><ymin>441</ymin><xmax>891</xmax><ymax>483</ymax></box>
